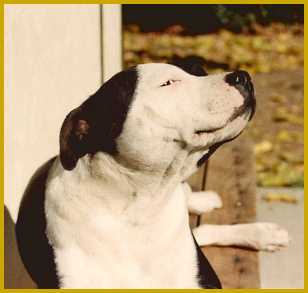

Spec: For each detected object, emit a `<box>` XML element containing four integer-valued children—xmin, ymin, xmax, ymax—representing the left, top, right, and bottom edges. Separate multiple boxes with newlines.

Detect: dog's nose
<box><xmin>224</xmin><ymin>70</ymin><xmax>254</xmax><ymax>100</ymax></box>
<box><xmin>224</xmin><ymin>70</ymin><xmax>256</xmax><ymax>120</ymax></box>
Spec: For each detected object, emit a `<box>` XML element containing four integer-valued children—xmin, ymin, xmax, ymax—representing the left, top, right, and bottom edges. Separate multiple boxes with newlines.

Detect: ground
<box><xmin>249</xmin><ymin>69</ymin><xmax>303</xmax><ymax>188</ymax></box>
<box><xmin>257</xmin><ymin>187</ymin><xmax>304</xmax><ymax>288</ymax></box>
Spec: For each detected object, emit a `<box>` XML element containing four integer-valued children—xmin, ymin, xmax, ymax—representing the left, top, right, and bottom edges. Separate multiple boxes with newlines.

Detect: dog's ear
<box><xmin>170</xmin><ymin>55</ymin><xmax>208</xmax><ymax>77</ymax></box>
<box><xmin>188</xmin><ymin>63</ymin><xmax>207</xmax><ymax>77</ymax></box>
<box><xmin>59</xmin><ymin>66</ymin><xmax>138</xmax><ymax>171</ymax></box>
<box><xmin>60</xmin><ymin>107</ymin><xmax>90</xmax><ymax>170</ymax></box>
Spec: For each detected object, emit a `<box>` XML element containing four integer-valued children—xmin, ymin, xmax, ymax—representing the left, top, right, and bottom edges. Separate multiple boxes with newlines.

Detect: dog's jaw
<box><xmin>188</xmin><ymin>110</ymin><xmax>251</xmax><ymax>149</ymax></box>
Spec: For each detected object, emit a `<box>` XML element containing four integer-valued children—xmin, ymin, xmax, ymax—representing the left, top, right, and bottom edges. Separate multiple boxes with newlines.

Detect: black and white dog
<box><xmin>16</xmin><ymin>63</ymin><xmax>289</xmax><ymax>289</ymax></box>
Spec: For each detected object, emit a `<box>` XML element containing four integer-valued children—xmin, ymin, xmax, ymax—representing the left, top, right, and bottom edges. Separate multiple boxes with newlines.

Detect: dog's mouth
<box><xmin>194</xmin><ymin>98</ymin><xmax>256</xmax><ymax>136</ymax></box>
<box><xmin>229</xmin><ymin>95</ymin><xmax>256</xmax><ymax>122</ymax></box>
<box><xmin>195</xmin><ymin>125</ymin><xmax>224</xmax><ymax>135</ymax></box>
<box><xmin>195</xmin><ymin>98</ymin><xmax>255</xmax><ymax>166</ymax></box>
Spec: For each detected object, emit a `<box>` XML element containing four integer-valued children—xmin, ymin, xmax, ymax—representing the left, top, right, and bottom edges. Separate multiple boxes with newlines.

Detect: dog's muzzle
<box><xmin>225</xmin><ymin>70</ymin><xmax>256</xmax><ymax>120</ymax></box>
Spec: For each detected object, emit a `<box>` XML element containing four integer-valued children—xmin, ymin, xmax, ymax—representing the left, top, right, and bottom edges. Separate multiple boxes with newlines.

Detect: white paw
<box><xmin>188</xmin><ymin>191</ymin><xmax>223</xmax><ymax>214</ymax></box>
<box><xmin>200</xmin><ymin>191</ymin><xmax>223</xmax><ymax>210</ymax></box>
<box><xmin>248</xmin><ymin>223</ymin><xmax>290</xmax><ymax>252</ymax></box>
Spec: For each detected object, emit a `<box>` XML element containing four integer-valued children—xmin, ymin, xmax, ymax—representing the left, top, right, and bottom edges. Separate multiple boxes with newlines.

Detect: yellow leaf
<box><xmin>262</xmin><ymin>193</ymin><xmax>298</xmax><ymax>204</ymax></box>
<box><xmin>254</xmin><ymin>141</ymin><xmax>273</xmax><ymax>155</ymax></box>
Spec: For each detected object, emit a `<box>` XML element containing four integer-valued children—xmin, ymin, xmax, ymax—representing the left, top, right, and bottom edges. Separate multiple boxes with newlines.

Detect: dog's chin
<box><xmin>195</xmin><ymin>108</ymin><xmax>253</xmax><ymax>167</ymax></box>
<box><xmin>195</xmin><ymin>104</ymin><xmax>253</xmax><ymax>135</ymax></box>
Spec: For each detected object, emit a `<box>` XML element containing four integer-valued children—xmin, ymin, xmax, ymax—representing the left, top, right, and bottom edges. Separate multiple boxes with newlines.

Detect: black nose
<box><xmin>224</xmin><ymin>70</ymin><xmax>256</xmax><ymax>120</ymax></box>
<box><xmin>224</xmin><ymin>70</ymin><xmax>254</xmax><ymax>100</ymax></box>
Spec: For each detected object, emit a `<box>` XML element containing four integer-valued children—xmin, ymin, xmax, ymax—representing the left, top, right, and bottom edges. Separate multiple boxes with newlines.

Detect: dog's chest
<box><xmin>45</xmin><ymin>169</ymin><xmax>200</xmax><ymax>288</ymax></box>
<box><xmin>54</xmin><ymin>222</ymin><xmax>199</xmax><ymax>288</ymax></box>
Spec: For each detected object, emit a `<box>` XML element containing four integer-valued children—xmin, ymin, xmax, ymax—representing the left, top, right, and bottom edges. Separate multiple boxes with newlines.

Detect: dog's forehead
<box><xmin>137</xmin><ymin>63</ymin><xmax>190</xmax><ymax>81</ymax></box>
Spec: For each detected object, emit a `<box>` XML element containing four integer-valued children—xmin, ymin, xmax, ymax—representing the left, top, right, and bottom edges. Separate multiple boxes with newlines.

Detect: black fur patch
<box><xmin>16</xmin><ymin>158</ymin><xmax>59</xmax><ymax>288</ymax></box>
<box><xmin>170</xmin><ymin>55</ymin><xmax>208</xmax><ymax>77</ymax></box>
<box><xmin>192</xmin><ymin>233</ymin><xmax>222</xmax><ymax>288</ymax></box>
<box><xmin>60</xmin><ymin>67</ymin><xmax>138</xmax><ymax>170</ymax></box>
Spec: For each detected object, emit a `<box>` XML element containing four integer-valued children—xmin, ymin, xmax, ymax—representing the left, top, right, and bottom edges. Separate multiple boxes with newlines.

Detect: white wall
<box><xmin>101</xmin><ymin>4</ymin><xmax>122</xmax><ymax>81</ymax></box>
<box><xmin>4</xmin><ymin>4</ymin><xmax>102</xmax><ymax>221</ymax></box>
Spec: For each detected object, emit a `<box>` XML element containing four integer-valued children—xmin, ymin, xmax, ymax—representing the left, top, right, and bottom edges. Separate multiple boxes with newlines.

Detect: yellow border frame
<box><xmin>1</xmin><ymin>1</ymin><xmax>305</xmax><ymax>291</ymax></box>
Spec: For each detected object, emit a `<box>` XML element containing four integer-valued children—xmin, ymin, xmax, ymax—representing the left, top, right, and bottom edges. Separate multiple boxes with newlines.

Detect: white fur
<box><xmin>193</xmin><ymin>223</ymin><xmax>290</xmax><ymax>252</ymax></box>
<box><xmin>45</xmin><ymin>63</ymin><xmax>254</xmax><ymax>288</ymax></box>
<box><xmin>182</xmin><ymin>182</ymin><xmax>222</xmax><ymax>214</ymax></box>
<box><xmin>46</xmin><ymin>157</ymin><xmax>200</xmax><ymax>288</ymax></box>
<box><xmin>181</xmin><ymin>183</ymin><xmax>290</xmax><ymax>251</ymax></box>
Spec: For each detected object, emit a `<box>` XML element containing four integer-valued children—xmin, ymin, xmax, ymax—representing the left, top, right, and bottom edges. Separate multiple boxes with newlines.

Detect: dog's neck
<box><xmin>88</xmin><ymin>151</ymin><xmax>186</xmax><ymax>195</ymax></box>
<box><xmin>50</xmin><ymin>147</ymin><xmax>205</xmax><ymax>225</ymax></box>
<box><xmin>47</xmin><ymin>151</ymin><xmax>191</xmax><ymax>227</ymax></box>
<box><xmin>62</xmin><ymin>150</ymin><xmax>189</xmax><ymax>216</ymax></box>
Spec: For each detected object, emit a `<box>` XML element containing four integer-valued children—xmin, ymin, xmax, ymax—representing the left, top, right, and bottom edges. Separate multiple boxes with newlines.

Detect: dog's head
<box><xmin>60</xmin><ymin>63</ymin><xmax>255</xmax><ymax>173</ymax></box>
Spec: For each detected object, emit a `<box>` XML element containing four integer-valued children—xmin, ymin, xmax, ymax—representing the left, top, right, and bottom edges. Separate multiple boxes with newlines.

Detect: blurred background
<box><xmin>5</xmin><ymin>4</ymin><xmax>303</xmax><ymax>289</ymax></box>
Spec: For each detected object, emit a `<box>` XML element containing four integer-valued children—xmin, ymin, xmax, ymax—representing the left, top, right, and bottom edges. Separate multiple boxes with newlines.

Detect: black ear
<box><xmin>60</xmin><ymin>107</ymin><xmax>90</xmax><ymax>170</ymax></box>
<box><xmin>59</xmin><ymin>66</ymin><xmax>138</xmax><ymax>171</ymax></box>
<box><xmin>169</xmin><ymin>55</ymin><xmax>208</xmax><ymax>77</ymax></box>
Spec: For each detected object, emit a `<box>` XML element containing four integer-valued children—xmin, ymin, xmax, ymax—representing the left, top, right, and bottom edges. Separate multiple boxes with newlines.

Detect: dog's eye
<box><xmin>160</xmin><ymin>80</ymin><xmax>179</xmax><ymax>87</ymax></box>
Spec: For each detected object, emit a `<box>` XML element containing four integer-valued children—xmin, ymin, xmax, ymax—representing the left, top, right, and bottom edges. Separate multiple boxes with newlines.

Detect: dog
<box><xmin>16</xmin><ymin>62</ymin><xmax>289</xmax><ymax>289</ymax></box>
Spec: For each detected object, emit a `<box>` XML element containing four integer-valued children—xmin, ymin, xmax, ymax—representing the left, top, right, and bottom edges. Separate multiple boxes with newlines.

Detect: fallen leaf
<box><xmin>276</xmin><ymin>130</ymin><xmax>293</xmax><ymax>142</ymax></box>
<box><xmin>254</xmin><ymin>141</ymin><xmax>273</xmax><ymax>155</ymax></box>
<box><xmin>270</xmin><ymin>94</ymin><xmax>286</xmax><ymax>104</ymax></box>
<box><xmin>273</xmin><ymin>107</ymin><xmax>304</xmax><ymax>124</ymax></box>
<box><xmin>279</xmin><ymin>151</ymin><xmax>304</xmax><ymax>164</ymax></box>
<box><xmin>262</xmin><ymin>193</ymin><xmax>298</xmax><ymax>204</ymax></box>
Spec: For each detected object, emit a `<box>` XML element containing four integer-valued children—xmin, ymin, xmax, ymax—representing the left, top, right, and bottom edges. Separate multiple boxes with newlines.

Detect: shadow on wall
<box><xmin>4</xmin><ymin>205</ymin><xmax>36</xmax><ymax>288</ymax></box>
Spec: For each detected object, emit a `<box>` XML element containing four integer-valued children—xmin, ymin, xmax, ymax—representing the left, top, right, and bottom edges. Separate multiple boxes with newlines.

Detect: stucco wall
<box><xmin>4</xmin><ymin>4</ymin><xmax>102</xmax><ymax>222</ymax></box>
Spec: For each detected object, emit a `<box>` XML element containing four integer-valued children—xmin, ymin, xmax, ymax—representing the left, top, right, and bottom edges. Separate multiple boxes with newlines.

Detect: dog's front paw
<box><xmin>248</xmin><ymin>223</ymin><xmax>290</xmax><ymax>252</ymax></box>
<box><xmin>188</xmin><ymin>191</ymin><xmax>223</xmax><ymax>214</ymax></box>
<box><xmin>200</xmin><ymin>191</ymin><xmax>223</xmax><ymax>210</ymax></box>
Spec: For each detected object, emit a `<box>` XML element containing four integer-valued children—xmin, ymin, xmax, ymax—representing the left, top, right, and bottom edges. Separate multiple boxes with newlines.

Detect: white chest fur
<box><xmin>45</xmin><ymin>157</ymin><xmax>200</xmax><ymax>289</ymax></box>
